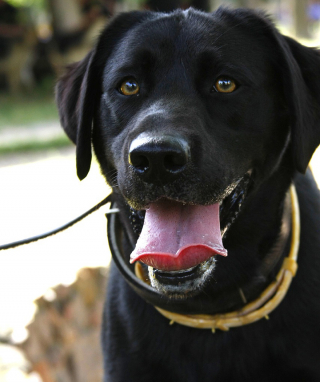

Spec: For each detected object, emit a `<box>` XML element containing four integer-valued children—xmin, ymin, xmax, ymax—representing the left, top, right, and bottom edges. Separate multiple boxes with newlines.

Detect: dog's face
<box><xmin>100</xmin><ymin>11</ymin><xmax>286</xmax><ymax>208</ymax></box>
<box><xmin>57</xmin><ymin>8</ymin><xmax>320</xmax><ymax>299</ymax></box>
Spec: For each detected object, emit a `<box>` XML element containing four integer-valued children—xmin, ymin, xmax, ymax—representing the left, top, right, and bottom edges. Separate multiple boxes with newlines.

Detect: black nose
<box><xmin>128</xmin><ymin>134</ymin><xmax>191</xmax><ymax>183</ymax></box>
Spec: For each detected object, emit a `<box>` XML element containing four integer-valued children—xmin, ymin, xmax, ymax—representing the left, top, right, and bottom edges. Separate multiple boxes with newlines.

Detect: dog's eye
<box><xmin>214</xmin><ymin>78</ymin><xmax>237</xmax><ymax>93</ymax></box>
<box><xmin>119</xmin><ymin>78</ymin><xmax>140</xmax><ymax>96</ymax></box>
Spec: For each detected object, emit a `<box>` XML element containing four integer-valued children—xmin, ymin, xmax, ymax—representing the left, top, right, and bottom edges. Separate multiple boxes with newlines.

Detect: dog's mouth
<box><xmin>129</xmin><ymin>174</ymin><xmax>251</xmax><ymax>296</ymax></box>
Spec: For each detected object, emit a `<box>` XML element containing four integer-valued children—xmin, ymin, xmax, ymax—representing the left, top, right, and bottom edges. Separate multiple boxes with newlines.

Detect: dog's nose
<box><xmin>128</xmin><ymin>134</ymin><xmax>190</xmax><ymax>183</ymax></box>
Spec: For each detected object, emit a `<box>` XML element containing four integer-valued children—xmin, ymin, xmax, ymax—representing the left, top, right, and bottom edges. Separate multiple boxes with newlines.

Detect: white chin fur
<box><xmin>148</xmin><ymin>256</ymin><xmax>217</xmax><ymax>297</ymax></box>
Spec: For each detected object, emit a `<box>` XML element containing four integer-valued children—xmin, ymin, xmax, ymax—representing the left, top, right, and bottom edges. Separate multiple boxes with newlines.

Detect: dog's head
<box><xmin>57</xmin><ymin>8</ymin><xmax>320</xmax><ymax>299</ymax></box>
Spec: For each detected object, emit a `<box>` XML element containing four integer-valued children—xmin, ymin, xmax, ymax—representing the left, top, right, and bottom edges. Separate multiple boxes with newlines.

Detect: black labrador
<box><xmin>56</xmin><ymin>7</ymin><xmax>320</xmax><ymax>381</ymax></box>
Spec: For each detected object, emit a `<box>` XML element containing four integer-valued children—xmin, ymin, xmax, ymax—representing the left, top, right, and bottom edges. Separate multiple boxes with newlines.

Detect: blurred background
<box><xmin>0</xmin><ymin>0</ymin><xmax>319</xmax><ymax>381</ymax></box>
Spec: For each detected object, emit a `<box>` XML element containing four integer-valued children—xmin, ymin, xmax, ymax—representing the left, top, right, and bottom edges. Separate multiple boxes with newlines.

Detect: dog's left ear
<box><xmin>215</xmin><ymin>8</ymin><xmax>320</xmax><ymax>173</ymax></box>
<box><xmin>279</xmin><ymin>35</ymin><xmax>320</xmax><ymax>173</ymax></box>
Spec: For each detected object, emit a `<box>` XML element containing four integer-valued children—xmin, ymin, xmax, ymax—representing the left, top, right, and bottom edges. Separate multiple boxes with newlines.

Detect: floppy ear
<box><xmin>56</xmin><ymin>50</ymin><xmax>97</xmax><ymax>180</ymax></box>
<box><xmin>276</xmin><ymin>35</ymin><xmax>320</xmax><ymax>173</ymax></box>
<box><xmin>56</xmin><ymin>11</ymin><xmax>155</xmax><ymax>180</ymax></box>
<box><xmin>219</xmin><ymin>8</ymin><xmax>320</xmax><ymax>173</ymax></box>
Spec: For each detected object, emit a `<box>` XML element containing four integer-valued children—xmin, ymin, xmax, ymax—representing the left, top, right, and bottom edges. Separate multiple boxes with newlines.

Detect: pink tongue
<box><xmin>130</xmin><ymin>199</ymin><xmax>227</xmax><ymax>271</ymax></box>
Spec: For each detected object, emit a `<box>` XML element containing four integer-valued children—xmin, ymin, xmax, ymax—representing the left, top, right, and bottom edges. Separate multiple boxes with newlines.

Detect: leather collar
<box><xmin>106</xmin><ymin>185</ymin><xmax>299</xmax><ymax>320</ymax></box>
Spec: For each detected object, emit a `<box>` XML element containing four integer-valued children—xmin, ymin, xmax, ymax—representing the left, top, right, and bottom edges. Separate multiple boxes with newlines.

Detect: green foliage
<box><xmin>6</xmin><ymin>0</ymin><xmax>46</xmax><ymax>10</ymax></box>
<box><xmin>123</xmin><ymin>0</ymin><xmax>146</xmax><ymax>6</ymax></box>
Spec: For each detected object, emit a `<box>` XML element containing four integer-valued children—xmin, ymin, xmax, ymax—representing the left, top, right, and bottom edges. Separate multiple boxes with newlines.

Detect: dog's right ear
<box><xmin>56</xmin><ymin>11</ymin><xmax>155</xmax><ymax>180</ymax></box>
<box><xmin>56</xmin><ymin>50</ymin><xmax>97</xmax><ymax>180</ymax></box>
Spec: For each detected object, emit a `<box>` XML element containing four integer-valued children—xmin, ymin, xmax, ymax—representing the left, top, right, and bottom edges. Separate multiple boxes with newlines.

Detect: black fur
<box><xmin>56</xmin><ymin>8</ymin><xmax>320</xmax><ymax>381</ymax></box>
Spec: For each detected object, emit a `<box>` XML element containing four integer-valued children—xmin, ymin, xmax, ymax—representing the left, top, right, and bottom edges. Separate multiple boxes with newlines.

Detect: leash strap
<box><xmin>1</xmin><ymin>183</ymin><xmax>300</xmax><ymax>329</ymax></box>
<box><xmin>0</xmin><ymin>194</ymin><xmax>116</xmax><ymax>251</ymax></box>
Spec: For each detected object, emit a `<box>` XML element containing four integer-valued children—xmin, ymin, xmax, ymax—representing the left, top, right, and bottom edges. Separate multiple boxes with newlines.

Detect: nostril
<box><xmin>164</xmin><ymin>153</ymin><xmax>187</xmax><ymax>172</ymax></box>
<box><xmin>129</xmin><ymin>152</ymin><xmax>150</xmax><ymax>172</ymax></box>
<box><xmin>128</xmin><ymin>134</ymin><xmax>191</xmax><ymax>181</ymax></box>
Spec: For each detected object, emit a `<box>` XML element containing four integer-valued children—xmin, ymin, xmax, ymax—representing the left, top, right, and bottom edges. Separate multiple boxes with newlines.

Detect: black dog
<box><xmin>56</xmin><ymin>7</ymin><xmax>320</xmax><ymax>381</ymax></box>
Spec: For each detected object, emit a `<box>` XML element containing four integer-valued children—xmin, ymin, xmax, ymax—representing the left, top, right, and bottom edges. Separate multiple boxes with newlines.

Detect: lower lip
<box><xmin>130</xmin><ymin>243</ymin><xmax>227</xmax><ymax>272</ymax></box>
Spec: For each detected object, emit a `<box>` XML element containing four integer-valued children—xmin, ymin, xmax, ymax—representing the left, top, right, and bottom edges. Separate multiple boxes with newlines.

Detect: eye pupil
<box><xmin>119</xmin><ymin>78</ymin><xmax>140</xmax><ymax>95</ymax></box>
<box><xmin>219</xmin><ymin>80</ymin><xmax>231</xmax><ymax>89</ymax></box>
<box><xmin>125</xmin><ymin>81</ymin><xmax>137</xmax><ymax>91</ymax></box>
<box><xmin>214</xmin><ymin>78</ymin><xmax>236</xmax><ymax>93</ymax></box>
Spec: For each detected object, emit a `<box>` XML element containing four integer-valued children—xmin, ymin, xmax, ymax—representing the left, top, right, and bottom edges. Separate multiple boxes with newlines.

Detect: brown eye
<box><xmin>214</xmin><ymin>78</ymin><xmax>237</xmax><ymax>93</ymax></box>
<box><xmin>119</xmin><ymin>78</ymin><xmax>140</xmax><ymax>96</ymax></box>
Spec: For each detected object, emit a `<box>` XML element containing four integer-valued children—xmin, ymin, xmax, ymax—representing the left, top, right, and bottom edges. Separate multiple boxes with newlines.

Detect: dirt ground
<box><xmin>0</xmin><ymin>148</ymin><xmax>111</xmax><ymax>381</ymax></box>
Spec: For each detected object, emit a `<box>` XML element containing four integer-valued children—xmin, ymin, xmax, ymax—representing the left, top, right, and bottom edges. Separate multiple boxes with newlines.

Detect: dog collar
<box><xmin>135</xmin><ymin>184</ymin><xmax>300</xmax><ymax>331</ymax></box>
<box><xmin>107</xmin><ymin>185</ymin><xmax>299</xmax><ymax>328</ymax></box>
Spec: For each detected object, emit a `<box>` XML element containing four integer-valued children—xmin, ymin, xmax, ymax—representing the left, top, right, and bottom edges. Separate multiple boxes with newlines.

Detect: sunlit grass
<box><xmin>0</xmin><ymin>135</ymin><xmax>70</xmax><ymax>154</ymax></box>
<box><xmin>0</xmin><ymin>78</ymin><xmax>58</xmax><ymax>129</ymax></box>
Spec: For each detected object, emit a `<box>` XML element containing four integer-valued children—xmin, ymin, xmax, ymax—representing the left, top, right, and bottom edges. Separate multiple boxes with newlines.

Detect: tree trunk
<box><xmin>294</xmin><ymin>0</ymin><xmax>310</xmax><ymax>38</ymax></box>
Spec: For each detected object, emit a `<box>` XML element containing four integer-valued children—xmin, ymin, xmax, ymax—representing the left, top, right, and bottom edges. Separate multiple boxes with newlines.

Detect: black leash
<box><xmin>1</xmin><ymin>188</ymin><xmax>294</xmax><ymax>318</ymax></box>
<box><xmin>0</xmin><ymin>194</ymin><xmax>118</xmax><ymax>251</ymax></box>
